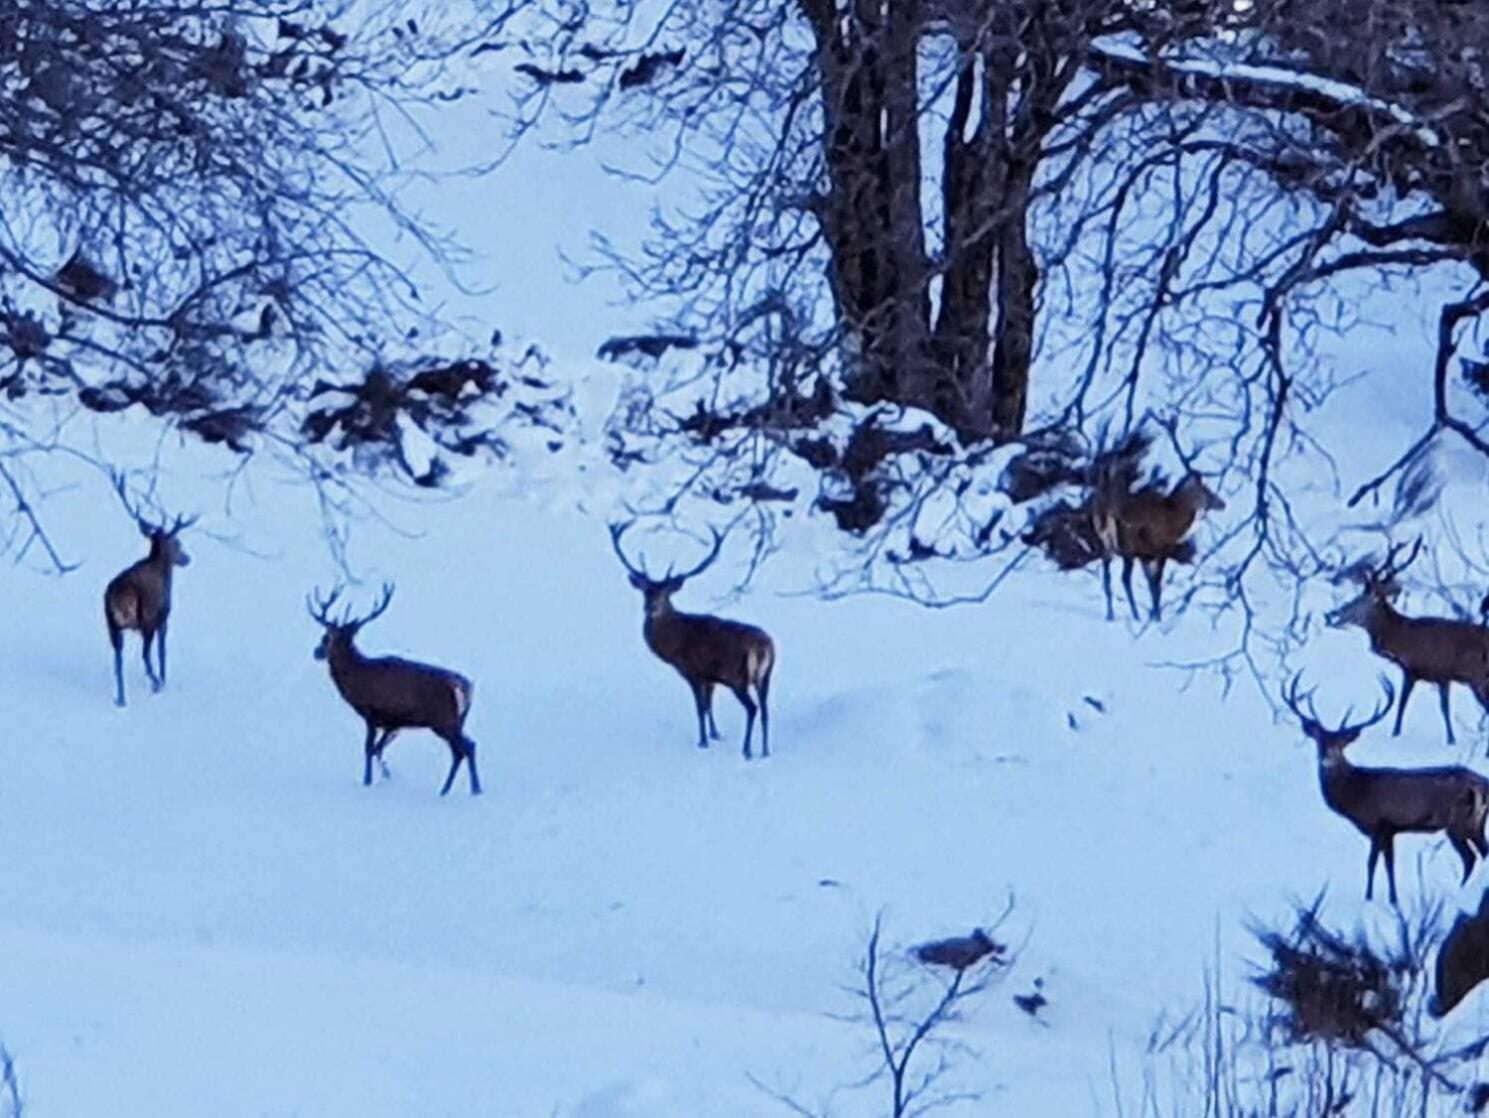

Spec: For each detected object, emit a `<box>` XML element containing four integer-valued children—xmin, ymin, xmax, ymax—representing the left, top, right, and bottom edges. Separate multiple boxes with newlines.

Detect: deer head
<box><xmin>113</xmin><ymin>471</ymin><xmax>197</xmax><ymax>566</ymax></box>
<box><xmin>1283</xmin><ymin>672</ymin><xmax>1396</xmax><ymax>756</ymax></box>
<box><xmin>608</xmin><ymin>522</ymin><xmax>724</xmax><ymax>617</ymax></box>
<box><xmin>307</xmin><ymin>582</ymin><xmax>395</xmax><ymax>660</ymax></box>
<box><xmin>1326</xmin><ymin>538</ymin><xmax>1421</xmax><ymax>629</ymax></box>
<box><xmin>1172</xmin><ymin>472</ymin><xmax>1226</xmax><ymax>513</ymax></box>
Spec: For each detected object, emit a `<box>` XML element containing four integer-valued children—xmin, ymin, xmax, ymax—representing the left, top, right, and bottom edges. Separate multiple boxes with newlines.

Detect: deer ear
<box><xmin>629</xmin><ymin>572</ymin><xmax>647</xmax><ymax>590</ymax></box>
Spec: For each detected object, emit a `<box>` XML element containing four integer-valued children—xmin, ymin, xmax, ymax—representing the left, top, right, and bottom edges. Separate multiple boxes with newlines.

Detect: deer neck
<box><xmin>1317</xmin><ymin>749</ymin><xmax>1361</xmax><ymax>809</ymax></box>
<box><xmin>643</xmin><ymin>601</ymin><xmax>687</xmax><ymax>657</ymax></box>
<box><xmin>1360</xmin><ymin>599</ymin><xmax>1407</xmax><ymax>652</ymax></box>
<box><xmin>325</xmin><ymin>638</ymin><xmax>368</xmax><ymax>691</ymax></box>
<box><xmin>144</xmin><ymin>542</ymin><xmax>174</xmax><ymax>584</ymax></box>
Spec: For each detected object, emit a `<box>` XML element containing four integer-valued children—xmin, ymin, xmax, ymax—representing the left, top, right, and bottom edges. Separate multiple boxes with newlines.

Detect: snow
<box><xmin>1090</xmin><ymin>39</ymin><xmax>1444</xmax><ymax>149</ymax></box>
<box><xmin>2</xmin><ymin>45</ymin><xmax>1488</xmax><ymax>1118</ymax></box>
<box><xmin>3</xmin><ymin>446</ymin><xmax>1489</xmax><ymax>1115</ymax></box>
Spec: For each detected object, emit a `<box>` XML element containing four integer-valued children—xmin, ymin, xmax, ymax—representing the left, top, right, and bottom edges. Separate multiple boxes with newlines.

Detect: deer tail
<box><xmin>451</xmin><ymin>675</ymin><xmax>474</xmax><ymax>721</ymax></box>
<box><xmin>749</xmin><ymin>639</ymin><xmax>775</xmax><ymax>693</ymax></box>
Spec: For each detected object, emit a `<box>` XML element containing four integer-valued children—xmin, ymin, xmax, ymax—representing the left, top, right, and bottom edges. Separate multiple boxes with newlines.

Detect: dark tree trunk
<box><xmin>807</xmin><ymin>1</ymin><xmax>1084</xmax><ymax>445</ymax></box>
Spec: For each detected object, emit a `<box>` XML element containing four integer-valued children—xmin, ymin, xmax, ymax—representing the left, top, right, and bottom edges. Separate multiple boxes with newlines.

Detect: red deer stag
<box><xmin>1326</xmin><ymin>539</ymin><xmax>1489</xmax><ymax>746</ymax></box>
<box><xmin>1431</xmin><ymin>887</ymin><xmax>1489</xmax><ymax>1017</ymax></box>
<box><xmin>1090</xmin><ymin>470</ymin><xmax>1225</xmax><ymax>622</ymax></box>
<box><xmin>1284</xmin><ymin>673</ymin><xmax>1489</xmax><ymax>905</ymax></box>
<box><xmin>103</xmin><ymin>474</ymin><xmax>198</xmax><ymax>707</ymax></box>
<box><xmin>609</xmin><ymin>523</ymin><xmax>775</xmax><ymax>759</ymax></box>
<box><xmin>308</xmin><ymin>584</ymin><xmax>481</xmax><ymax>796</ymax></box>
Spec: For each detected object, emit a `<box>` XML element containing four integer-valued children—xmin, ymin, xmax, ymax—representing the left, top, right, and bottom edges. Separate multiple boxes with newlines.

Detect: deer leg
<box><xmin>437</xmin><ymin>733</ymin><xmax>481</xmax><ymax>796</ymax></box>
<box><xmin>461</xmin><ymin>735</ymin><xmax>482</xmax><ymax>796</ymax></box>
<box><xmin>110</xmin><ymin>622</ymin><xmax>126</xmax><ymax>707</ymax></box>
<box><xmin>731</xmin><ymin>684</ymin><xmax>758</xmax><ymax>760</ymax></box>
<box><xmin>1450</xmin><ymin>832</ymin><xmax>1477</xmax><ymax>884</ymax></box>
<box><xmin>1366</xmin><ymin>840</ymin><xmax>1380</xmax><ymax>901</ymax></box>
<box><xmin>1393</xmin><ymin>674</ymin><xmax>1417</xmax><ymax>737</ymax></box>
<box><xmin>1145</xmin><ymin>558</ymin><xmax>1166</xmax><ymax>620</ymax></box>
<box><xmin>1100</xmin><ymin>555</ymin><xmax>1115</xmax><ymax>621</ymax></box>
<box><xmin>1121</xmin><ymin>557</ymin><xmax>1142</xmax><ymax>621</ymax></box>
<box><xmin>1440</xmin><ymin>683</ymin><xmax>1457</xmax><ymax>745</ymax></box>
<box><xmin>157</xmin><ymin>619</ymin><xmax>168</xmax><ymax>689</ymax></box>
<box><xmin>372</xmin><ymin>730</ymin><xmax>397</xmax><ymax>779</ymax></box>
<box><xmin>361</xmin><ymin>721</ymin><xmax>378</xmax><ymax>787</ymax></box>
<box><xmin>689</xmin><ymin>681</ymin><xmax>710</xmax><ymax>749</ymax></box>
<box><xmin>757</xmin><ymin>671</ymin><xmax>772</xmax><ymax>759</ymax></box>
<box><xmin>141</xmin><ymin>628</ymin><xmax>161</xmax><ymax>692</ymax></box>
<box><xmin>704</xmin><ymin>683</ymin><xmax>721</xmax><ymax>740</ymax></box>
<box><xmin>1383</xmin><ymin>833</ymin><xmax>1400</xmax><ymax>906</ymax></box>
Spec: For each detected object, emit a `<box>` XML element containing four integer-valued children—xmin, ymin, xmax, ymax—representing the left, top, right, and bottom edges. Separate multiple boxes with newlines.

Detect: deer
<box><xmin>1284</xmin><ymin>672</ymin><xmax>1489</xmax><ymax>906</ymax></box>
<box><xmin>103</xmin><ymin>474</ymin><xmax>198</xmax><ymax>707</ymax></box>
<box><xmin>308</xmin><ymin>583</ymin><xmax>481</xmax><ymax>797</ymax></box>
<box><xmin>1083</xmin><ymin>443</ymin><xmax>1220</xmax><ymax>625</ymax></box>
<box><xmin>1431</xmin><ymin>887</ymin><xmax>1489</xmax><ymax>1017</ymax></box>
<box><xmin>1325</xmin><ymin>538</ymin><xmax>1489</xmax><ymax>746</ymax></box>
<box><xmin>609</xmin><ymin>522</ymin><xmax>776</xmax><ymax>759</ymax></box>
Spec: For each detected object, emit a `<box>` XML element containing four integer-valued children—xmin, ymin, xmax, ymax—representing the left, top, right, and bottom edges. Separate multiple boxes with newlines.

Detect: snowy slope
<box><xmin>2</xmin><ymin>442</ymin><xmax>1488</xmax><ymax>1116</ymax></box>
<box><xmin>1</xmin><ymin>56</ymin><xmax>1487</xmax><ymax>1118</ymax></box>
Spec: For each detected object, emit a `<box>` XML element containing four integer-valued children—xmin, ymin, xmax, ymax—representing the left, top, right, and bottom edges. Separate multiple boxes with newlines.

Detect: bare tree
<box><xmin>1130</xmin><ymin>896</ymin><xmax>1488</xmax><ymax>1115</ymax></box>
<box><xmin>0</xmin><ymin>1045</ymin><xmax>19</xmax><ymax>1118</ymax></box>
<box><xmin>498</xmin><ymin>1</ymin><xmax>1489</xmax><ymax>675</ymax></box>
<box><xmin>752</xmin><ymin>910</ymin><xmax>1013</xmax><ymax>1118</ymax></box>
<box><xmin>507</xmin><ymin>2</ymin><xmax>1212</xmax><ymax>532</ymax></box>
<box><xmin>0</xmin><ymin>1</ymin><xmax>573</xmax><ymax>569</ymax></box>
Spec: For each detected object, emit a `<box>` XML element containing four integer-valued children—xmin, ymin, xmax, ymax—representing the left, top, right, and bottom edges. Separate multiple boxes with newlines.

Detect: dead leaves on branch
<box><xmin>301</xmin><ymin>352</ymin><xmax>573</xmax><ymax>487</ymax></box>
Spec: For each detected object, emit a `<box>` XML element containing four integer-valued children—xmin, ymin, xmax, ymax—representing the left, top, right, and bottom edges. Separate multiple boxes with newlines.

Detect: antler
<box><xmin>1346</xmin><ymin>676</ymin><xmax>1397</xmax><ymax>735</ymax></box>
<box><xmin>1282</xmin><ymin>671</ymin><xmax>1322</xmax><ymax>727</ymax></box>
<box><xmin>1284</xmin><ymin>672</ymin><xmax>1395</xmax><ymax>736</ymax></box>
<box><xmin>307</xmin><ymin>585</ymin><xmax>345</xmax><ymax>626</ymax></box>
<box><xmin>342</xmin><ymin>582</ymin><xmax>394</xmax><ymax>630</ymax></box>
<box><xmin>608</xmin><ymin>521</ymin><xmax>650</xmax><ymax>580</ymax></box>
<box><xmin>111</xmin><ymin>470</ymin><xmax>159</xmax><ymax>535</ymax></box>
<box><xmin>1377</xmin><ymin>537</ymin><xmax>1423</xmax><ymax>584</ymax></box>
<box><xmin>306</xmin><ymin>583</ymin><xmax>393</xmax><ymax>629</ymax></box>
<box><xmin>307</xmin><ymin>585</ymin><xmax>344</xmax><ymax>626</ymax></box>
<box><xmin>665</xmin><ymin>527</ymin><xmax>724</xmax><ymax>582</ymax></box>
<box><xmin>111</xmin><ymin>470</ymin><xmax>198</xmax><ymax>536</ymax></box>
<box><xmin>350</xmin><ymin>582</ymin><xmax>395</xmax><ymax>629</ymax></box>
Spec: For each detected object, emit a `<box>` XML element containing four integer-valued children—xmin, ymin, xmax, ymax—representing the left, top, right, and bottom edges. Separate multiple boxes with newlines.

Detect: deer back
<box><xmin>645</xmin><ymin>609</ymin><xmax>773</xmax><ymax>690</ymax></box>
<box><xmin>105</xmin><ymin>549</ymin><xmax>174</xmax><ymax>631</ymax></box>
<box><xmin>1093</xmin><ymin>473</ymin><xmax>1220</xmax><ymax>559</ymax></box>
<box><xmin>1321</xmin><ymin>760</ymin><xmax>1488</xmax><ymax>836</ymax></box>
<box><xmin>1364</xmin><ymin>610</ymin><xmax>1489</xmax><ymax>684</ymax></box>
<box><xmin>327</xmin><ymin>642</ymin><xmax>471</xmax><ymax>732</ymax></box>
<box><xmin>1433</xmin><ymin>890</ymin><xmax>1489</xmax><ymax>1017</ymax></box>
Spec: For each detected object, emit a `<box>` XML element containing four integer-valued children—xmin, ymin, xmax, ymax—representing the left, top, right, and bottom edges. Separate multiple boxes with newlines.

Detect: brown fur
<box><xmin>1432</xmin><ymin>887</ymin><xmax>1489</xmax><ymax>1017</ymax></box>
<box><xmin>105</xmin><ymin>530</ymin><xmax>190</xmax><ymax>707</ymax></box>
<box><xmin>310</xmin><ymin>586</ymin><xmax>481</xmax><ymax>796</ymax></box>
<box><xmin>611</xmin><ymin>523</ymin><xmax>776</xmax><ymax>759</ymax></box>
<box><xmin>1090</xmin><ymin>471</ymin><xmax>1225</xmax><ymax>621</ymax></box>
<box><xmin>1288</xmin><ymin>675</ymin><xmax>1489</xmax><ymax>905</ymax></box>
<box><xmin>1327</xmin><ymin>587</ymin><xmax>1489</xmax><ymax>745</ymax></box>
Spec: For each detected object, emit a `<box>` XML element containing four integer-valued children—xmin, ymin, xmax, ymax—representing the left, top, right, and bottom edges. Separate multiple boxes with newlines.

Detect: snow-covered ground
<box><xmin>4</xmin><ymin>56</ymin><xmax>1489</xmax><ymax>1118</ymax></box>
<box><xmin>3</xmin><ymin>440</ymin><xmax>1489</xmax><ymax>1115</ymax></box>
